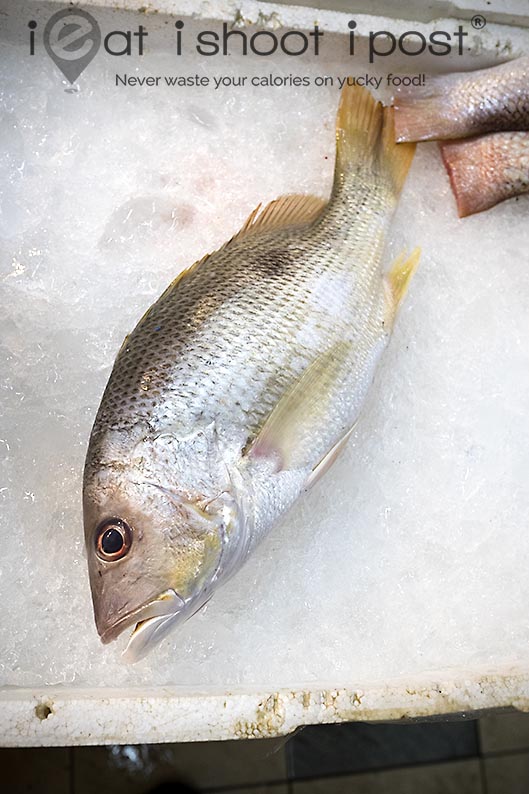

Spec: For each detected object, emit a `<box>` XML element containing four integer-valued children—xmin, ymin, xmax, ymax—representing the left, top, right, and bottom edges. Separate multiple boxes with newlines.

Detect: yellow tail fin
<box><xmin>381</xmin><ymin>106</ymin><xmax>416</xmax><ymax>195</ymax></box>
<box><xmin>335</xmin><ymin>84</ymin><xmax>416</xmax><ymax>196</ymax></box>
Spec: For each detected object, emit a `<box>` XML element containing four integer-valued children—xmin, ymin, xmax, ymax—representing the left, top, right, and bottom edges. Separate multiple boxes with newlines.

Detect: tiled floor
<box><xmin>3</xmin><ymin>711</ymin><xmax>529</xmax><ymax>793</ymax></box>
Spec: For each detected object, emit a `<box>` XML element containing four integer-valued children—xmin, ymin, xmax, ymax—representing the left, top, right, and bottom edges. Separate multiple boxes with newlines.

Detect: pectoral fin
<box><xmin>248</xmin><ymin>341</ymin><xmax>351</xmax><ymax>472</ymax></box>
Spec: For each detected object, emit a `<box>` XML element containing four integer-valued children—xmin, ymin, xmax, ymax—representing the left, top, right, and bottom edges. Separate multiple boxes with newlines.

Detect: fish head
<box><xmin>83</xmin><ymin>421</ymin><xmax>242</xmax><ymax>660</ymax></box>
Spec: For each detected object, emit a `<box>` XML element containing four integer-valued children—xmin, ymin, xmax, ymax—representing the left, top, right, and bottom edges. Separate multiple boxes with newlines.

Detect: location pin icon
<box><xmin>44</xmin><ymin>9</ymin><xmax>101</xmax><ymax>84</ymax></box>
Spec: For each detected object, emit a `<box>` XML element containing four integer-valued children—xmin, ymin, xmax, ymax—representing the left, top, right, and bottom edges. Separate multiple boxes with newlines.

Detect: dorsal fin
<box><xmin>233</xmin><ymin>193</ymin><xmax>327</xmax><ymax>241</ymax></box>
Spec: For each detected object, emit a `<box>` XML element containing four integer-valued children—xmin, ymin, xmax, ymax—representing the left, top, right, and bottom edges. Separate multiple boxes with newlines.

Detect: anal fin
<box><xmin>384</xmin><ymin>247</ymin><xmax>420</xmax><ymax>322</ymax></box>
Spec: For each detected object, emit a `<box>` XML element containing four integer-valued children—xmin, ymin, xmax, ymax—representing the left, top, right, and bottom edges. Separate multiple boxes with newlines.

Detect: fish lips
<box><xmin>98</xmin><ymin>588</ymin><xmax>186</xmax><ymax>646</ymax></box>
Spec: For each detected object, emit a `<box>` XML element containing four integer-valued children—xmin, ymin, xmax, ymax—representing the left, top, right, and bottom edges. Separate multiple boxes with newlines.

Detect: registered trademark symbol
<box><xmin>471</xmin><ymin>14</ymin><xmax>487</xmax><ymax>29</ymax></box>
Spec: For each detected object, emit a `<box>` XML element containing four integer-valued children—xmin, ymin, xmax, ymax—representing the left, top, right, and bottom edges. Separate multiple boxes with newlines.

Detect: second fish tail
<box><xmin>392</xmin><ymin>74</ymin><xmax>461</xmax><ymax>142</ymax></box>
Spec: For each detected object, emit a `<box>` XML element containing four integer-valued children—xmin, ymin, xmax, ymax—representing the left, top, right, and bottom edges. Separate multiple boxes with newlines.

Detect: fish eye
<box><xmin>95</xmin><ymin>518</ymin><xmax>132</xmax><ymax>562</ymax></box>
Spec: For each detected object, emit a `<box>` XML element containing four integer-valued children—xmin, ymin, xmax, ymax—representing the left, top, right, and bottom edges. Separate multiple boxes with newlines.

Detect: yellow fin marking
<box><xmin>334</xmin><ymin>84</ymin><xmax>416</xmax><ymax>197</ymax></box>
<box><xmin>380</xmin><ymin>107</ymin><xmax>417</xmax><ymax>195</ymax></box>
<box><xmin>335</xmin><ymin>83</ymin><xmax>383</xmax><ymax>172</ymax></box>
<box><xmin>385</xmin><ymin>247</ymin><xmax>420</xmax><ymax>314</ymax></box>
<box><xmin>235</xmin><ymin>193</ymin><xmax>327</xmax><ymax>240</ymax></box>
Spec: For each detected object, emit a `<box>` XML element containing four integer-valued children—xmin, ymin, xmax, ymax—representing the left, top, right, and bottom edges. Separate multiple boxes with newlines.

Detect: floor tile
<box><xmin>208</xmin><ymin>786</ymin><xmax>288</xmax><ymax>794</ymax></box>
<box><xmin>484</xmin><ymin>751</ymin><xmax>529</xmax><ymax>794</ymax></box>
<box><xmin>479</xmin><ymin>710</ymin><xmax>529</xmax><ymax>754</ymax></box>
<box><xmin>292</xmin><ymin>758</ymin><xmax>482</xmax><ymax>793</ymax></box>
<box><xmin>0</xmin><ymin>747</ymin><xmax>70</xmax><ymax>794</ymax></box>
<box><xmin>134</xmin><ymin>783</ymin><xmax>201</xmax><ymax>793</ymax></box>
<box><xmin>287</xmin><ymin>719</ymin><xmax>479</xmax><ymax>778</ymax></box>
<box><xmin>74</xmin><ymin>737</ymin><xmax>287</xmax><ymax>793</ymax></box>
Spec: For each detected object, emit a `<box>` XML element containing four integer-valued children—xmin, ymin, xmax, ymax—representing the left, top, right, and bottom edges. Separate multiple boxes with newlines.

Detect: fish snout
<box><xmin>95</xmin><ymin>588</ymin><xmax>186</xmax><ymax>646</ymax></box>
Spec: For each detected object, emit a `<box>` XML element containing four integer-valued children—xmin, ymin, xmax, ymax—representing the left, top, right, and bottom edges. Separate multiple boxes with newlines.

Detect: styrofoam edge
<box><xmin>3</xmin><ymin>666</ymin><xmax>529</xmax><ymax>746</ymax></box>
<box><xmin>265</xmin><ymin>0</ymin><xmax>529</xmax><ymax>29</ymax></box>
<box><xmin>38</xmin><ymin>0</ymin><xmax>529</xmax><ymax>59</ymax></box>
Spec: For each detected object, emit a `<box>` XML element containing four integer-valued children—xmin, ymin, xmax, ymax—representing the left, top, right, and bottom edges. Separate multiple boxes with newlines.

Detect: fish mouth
<box><xmin>99</xmin><ymin>589</ymin><xmax>186</xmax><ymax>653</ymax></box>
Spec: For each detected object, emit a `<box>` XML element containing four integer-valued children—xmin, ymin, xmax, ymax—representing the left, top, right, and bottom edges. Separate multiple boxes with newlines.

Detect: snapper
<box><xmin>83</xmin><ymin>85</ymin><xmax>418</xmax><ymax>661</ymax></box>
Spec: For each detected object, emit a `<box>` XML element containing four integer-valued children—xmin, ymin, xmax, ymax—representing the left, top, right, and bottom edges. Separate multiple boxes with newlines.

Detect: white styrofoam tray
<box><xmin>1</xmin><ymin>0</ymin><xmax>529</xmax><ymax>746</ymax></box>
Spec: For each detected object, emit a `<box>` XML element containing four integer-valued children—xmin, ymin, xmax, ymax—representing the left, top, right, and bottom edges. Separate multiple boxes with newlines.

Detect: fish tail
<box><xmin>439</xmin><ymin>138</ymin><xmax>477</xmax><ymax>217</ymax></box>
<box><xmin>380</xmin><ymin>106</ymin><xmax>416</xmax><ymax>196</ymax></box>
<box><xmin>335</xmin><ymin>83</ymin><xmax>383</xmax><ymax>173</ymax></box>
<box><xmin>392</xmin><ymin>76</ymin><xmax>458</xmax><ymax>142</ymax></box>
<box><xmin>439</xmin><ymin>137</ymin><xmax>493</xmax><ymax>218</ymax></box>
<box><xmin>334</xmin><ymin>84</ymin><xmax>415</xmax><ymax>199</ymax></box>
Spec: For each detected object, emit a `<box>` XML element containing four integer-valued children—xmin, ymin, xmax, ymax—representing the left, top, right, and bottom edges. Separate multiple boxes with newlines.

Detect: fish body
<box><xmin>393</xmin><ymin>57</ymin><xmax>529</xmax><ymax>143</ymax></box>
<box><xmin>440</xmin><ymin>131</ymin><xmax>529</xmax><ymax>217</ymax></box>
<box><xmin>83</xmin><ymin>86</ymin><xmax>418</xmax><ymax>661</ymax></box>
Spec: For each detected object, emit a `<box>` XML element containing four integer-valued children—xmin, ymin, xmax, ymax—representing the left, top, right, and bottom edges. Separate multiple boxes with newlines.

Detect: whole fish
<box><xmin>440</xmin><ymin>131</ymin><xmax>529</xmax><ymax>217</ymax></box>
<box><xmin>83</xmin><ymin>86</ymin><xmax>418</xmax><ymax>661</ymax></box>
<box><xmin>393</xmin><ymin>57</ymin><xmax>529</xmax><ymax>143</ymax></box>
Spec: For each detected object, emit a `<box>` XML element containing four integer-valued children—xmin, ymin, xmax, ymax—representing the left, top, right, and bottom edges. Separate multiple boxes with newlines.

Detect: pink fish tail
<box><xmin>440</xmin><ymin>137</ymin><xmax>496</xmax><ymax>217</ymax></box>
<box><xmin>393</xmin><ymin>75</ymin><xmax>462</xmax><ymax>143</ymax></box>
